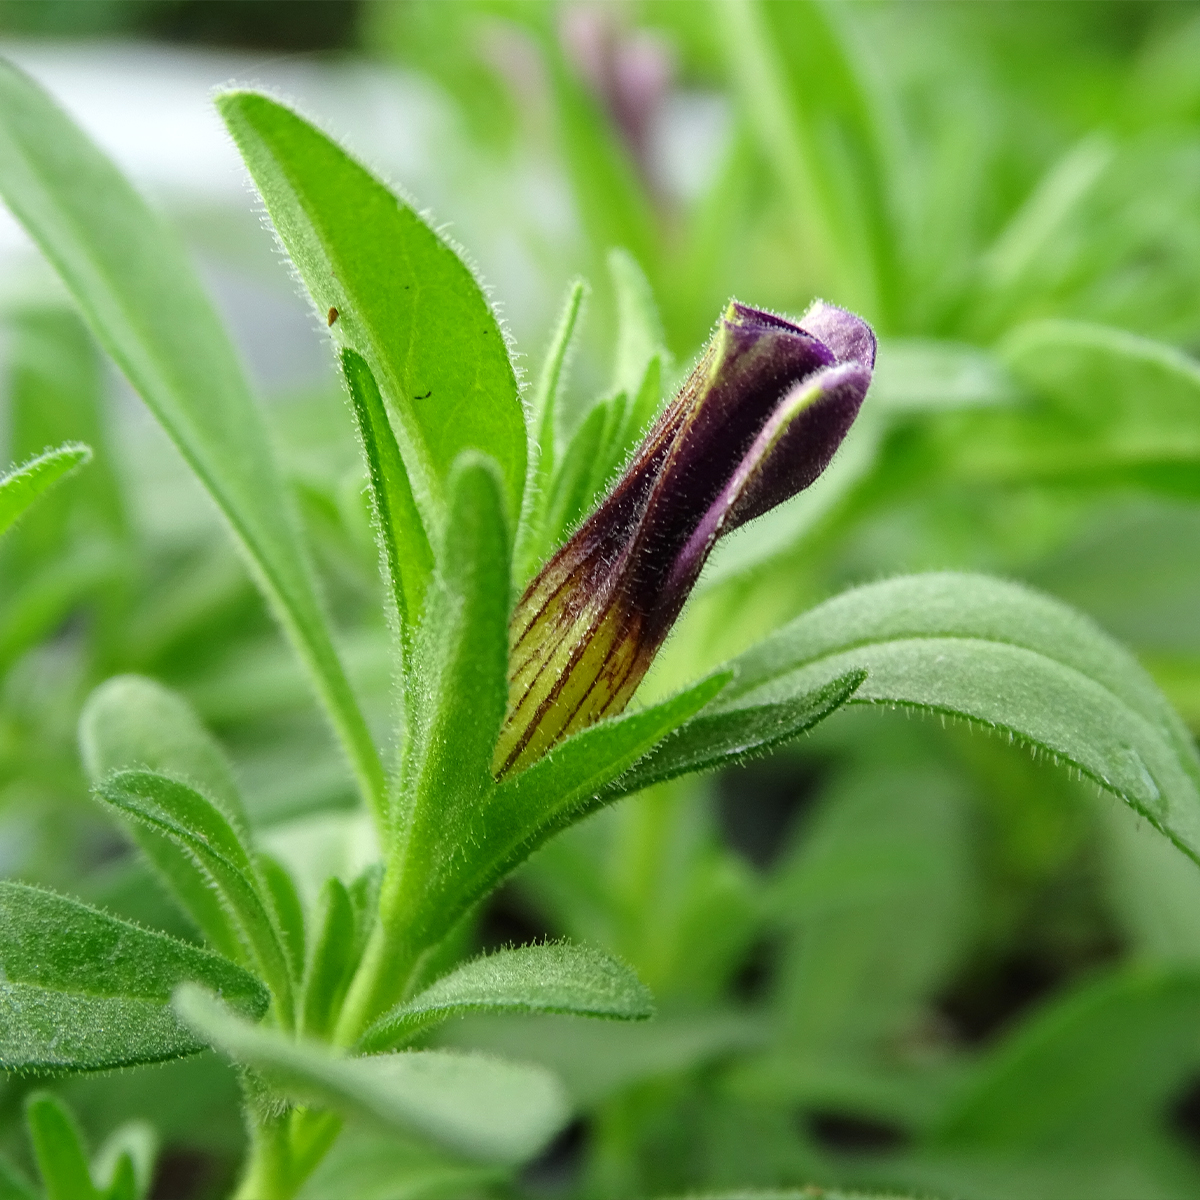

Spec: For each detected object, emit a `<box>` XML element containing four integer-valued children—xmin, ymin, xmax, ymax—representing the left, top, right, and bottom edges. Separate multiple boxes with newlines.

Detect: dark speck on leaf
<box><xmin>327</xmin><ymin>306</ymin><xmax>339</xmax><ymax>326</ymax></box>
<box><xmin>415</xmin><ymin>390</ymin><xmax>432</xmax><ymax>399</ymax></box>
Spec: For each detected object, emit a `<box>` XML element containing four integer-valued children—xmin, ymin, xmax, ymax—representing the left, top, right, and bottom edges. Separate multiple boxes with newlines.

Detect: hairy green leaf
<box><xmin>79</xmin><ymin>676</ymin><xmax>248</xmax><ymax>960</ymax></box>
<box><xmin>80</xmin><ymin>675</ymin><xmax>247</xmax><ymax>826</ymax></box>
<box><xmin>0</xmin><ymin>443</ymin><xmax>90</xmax><ymax>539</ymax></box>
<box><xmin>217</xmin><ymin>90</ymin><xmax>526</xmax><ymax>529</ymax></box>
<box><xmin>602</xmin><ymin>670</ymin><xmax>865</xmax><ymax>800</ymax></box>
<box><xmin>361</xmin><ymin>942</ymin><xmax>654</xmax><ymax>1052</ymax></box>
<box><xmin>259</xmin><ymin>852</ymin><xmax>306</xmax><ymax>984</ymax></box>
<box><xmin>341</xmin><ymin>348</ymin><xmax>433</xmax><ymax>652</ymax></box>
<box><xmin>386</xmin><ymin>455</ymin><xmax>511</xmax><ymax>942</ymax></box>
<box><xmin>605</xmin><ymin>248</ymin><xmax>668</xmax><ymax>479</ymax></box>
<box><xmin>95</xmin><ymin>771</ymin><xmax>293</xmax><ymax>1020</ymax></box>
<box><xmin>515</xmin><ymin>278</ymin><xmax>586</xmax><ymax>584</ymax></box>
<box><xmin>0</xmin><ymin>881</ymin><xmax>267</xmax><ymax>1072</ymax></box>
<box><xmin>398</xmin><ymin>671</ymin><xmax>730</xmax><ymax>956</ymax></box>
<box><xmin>722</xmin><ymin>573</ymin><xmax>1200</xmax><ymax>862</ymax></box>
<box><xmin>0</xmin><ymin>60</ymin><xmax>383</xmax><ymax>819</ymax></box>
<box><xmin>543</xmin><ymin>398</ymin><xmax>613</xmax><ymax>551</ymax></box>
<box><xmin>301</xmin><ymin>877</ymin><xmax>357</xmax><ymax>1040</ymax></box>
<box><xmin>176</xmin><ymin>986</ymin><xmax>569</xmax><ymax>1166</ymax></box>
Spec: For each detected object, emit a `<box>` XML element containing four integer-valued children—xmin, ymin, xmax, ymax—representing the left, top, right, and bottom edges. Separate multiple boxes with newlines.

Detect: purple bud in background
<box><xmin>494</xmin><ymin>300</ymin><xmax>876</xmax><ymax>776</ymax></box>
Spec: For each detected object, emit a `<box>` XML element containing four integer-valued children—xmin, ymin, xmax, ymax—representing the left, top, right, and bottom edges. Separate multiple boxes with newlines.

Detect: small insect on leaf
<box><xmin>327</xmin><ymin>307</ymin><xmax>339</xmax><ymax>326</ymax></box>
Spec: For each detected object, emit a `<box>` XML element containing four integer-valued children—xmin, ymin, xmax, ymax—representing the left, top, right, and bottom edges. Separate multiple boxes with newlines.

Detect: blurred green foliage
<box><xmin>1</xmin><ymin>2</ymin><xmax>1200</xmax><ymax>1198</ymax></box>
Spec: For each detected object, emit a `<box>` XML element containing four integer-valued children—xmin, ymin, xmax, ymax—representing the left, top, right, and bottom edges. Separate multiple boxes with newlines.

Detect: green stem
<box><xmin>234</xmin><ymin>1111</ymin><xmax>290</xmax><ymax>1200</ymax></box>
<box><xmin>289</xmin><ymin>1109</ymin><xmax>343</xmax><ymax>1192</ymax></box>
<box><xmin>331</xmin><ymin>918</ymin><xmax>417</xmax><ymax>1049</ymax></box>
<box><xmin>234</xmin><ymin>1106</ymin><xmax>343</xmax><ymax>1200</ymax></box>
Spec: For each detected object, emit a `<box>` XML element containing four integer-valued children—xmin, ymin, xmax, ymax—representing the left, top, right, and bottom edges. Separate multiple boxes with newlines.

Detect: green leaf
<box><xmin>609</xmin><ymin>248</ymin><xmax>668</xmax><ymax>402</ymax></box>
<box><xmin>295</xmin><ymin>1125</ymin><xmax>503</xmax><ymax>1200</ymax></box>
<box><xmin>717</xmin><ymin>0</ymin><xmax>897</xmax><ymax>324</ymax></box>
<box><xmin>79</xmin><ymin>676</ymin><xmax>248</xmax><ymax>961</ymax></box>
<box><xmin>402</xmin><ymin>671</ymin><xmax>729</xmax><ymax>955</ymax></box>
<box><xmin>0</xmin><ymin>541</ymin><xmax>121</xmax><ymax>677</ymax></box>
<box><xmin>604</xmin><ymin>250</ymin><xmax>668</xmax><ymax>481</ymax></box>
<box><xmin>722</xmin><ymin>573</ymin><xmax>1200</xmax><ymax>864</ymax></box>
<box><xmin>301</xmin><ymin>877</ymin><xmax>357</xmax><ymax>1040</ymax></box>
<box><xmin>1100</xmin><ymin>795</ymin><xmax>1200</xmax><ymax>962</ymax></box>
<box><xmin>871</xmin><ymin>338</ymin><xmax>1021</xmax><ymax>414</ymax></box>
<box><xmin>546</xmin><ymin>46</ymin><xmax>657</xmax><ymax>280</ymax></box>
<box><xmin>95</xmin><ymin>771</ymin><xmax>293</xmax><ymax>1020</ymax></box>
<box><xmin>360</xmin><ymin>942</ymin><xmax>654</xmax><ymax>1053</ymax></box>
<box><xmin>340</xmin><ymin>348</ymin><xmax>433</xmax><ymax>649</ymax></box>
<box><xmin>80</xmin><ymin>675</ymin><xmax>247</xmax><ymax>826</ymax></box>
<box><xmin>0</xmin><ymin>880</ymin><xmax>268</xmax><ymax>1071</ymax></box>
<box><xmin>600</xmin><ymin>670</ymin><xmax>865</xmax><ymax>800</ymax></box>
<box><xmin>515</xmin><ymin>278</ymin><xmax>586</xmax><ymax>584</ymax></box>
<box><xmin>765</xmin><ymin>761</ymin><xmax>975</xmax><ymax>1092</ymax></box>
<box><xmin>932</xmin><ymin>964</ymin><xmax>1200</xmax><ymax>1156</ymax></box>
<box><xmin>624</xmin><ymin>354</ymin><xmax>664</xmax><ymax>456</ymax></box>
<box><xmin>25</xmin><ymin>1093</ymin><xmax>99</xmax><ymax>1200</ymax></box>
<box><xmin>387</xmin><ymin>455</ymin><xmax>511</xmax><ymax>942</ymax></box>
<box><xmin>977</xmin><ymin>135</ymin><xmax>1115</xmax><ymax>324</ymax></box>
<box><xmin>947</xmin><ymin>320</ymin><xmax>1200</xmax><ymax>495</ymax></box>
<box><xmin>0</xmin><ymin>60</ymin><xmax>384</xmax><ymax>820</ymax></box>
<box><xmin>93</xmin><ymin>1122</ymin><xmax>156</xmax><ymax>1200</ymax></box>
<box><xmin>0</xmin><ymin>1157</ymin><xmax>36</xmax><ymax>1200</ymax></box>
<box><xmin>216</xmin><ymin>90</ymin><xmax>526</xmax><ymax>530</ymax></box>
<box><xmin>677</xmin><ymin>1193</ymin><xmax>923</xmax><ymax>1199</ymax></box>
<box><xmin>176</xmin><ymin>986</ymin><xmax>569</xmax><ymax>1166</ymax></box>
<box><xmin>543</xmin><ymin>398</ymin><xmax>612</xmax><ymax>550</ymax></box>
<box><xmin>259</xmin><ymin>853</ymin><xmax>306</xmax><ymax>984</ymax></box>
<box><xmin>442</xmin><ymin>1009</ymin><xmax>764</xmax><ymax>1109</ymax></box>
<box><xmin>0</xmin><ymin>443</ymin><xmax>90</xmax><ymax>539</ymax></box>
<box><xmin>3</xmin><ymin>307</ymin><xmax>124</xmax><ymax>572</ymax></box>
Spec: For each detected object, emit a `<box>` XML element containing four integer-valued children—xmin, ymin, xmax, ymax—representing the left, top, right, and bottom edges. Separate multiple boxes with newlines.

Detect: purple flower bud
<box><xmin>494</xmin><ymin>300</ymin><xmax>875</xmax><ymax>776</ymax></box>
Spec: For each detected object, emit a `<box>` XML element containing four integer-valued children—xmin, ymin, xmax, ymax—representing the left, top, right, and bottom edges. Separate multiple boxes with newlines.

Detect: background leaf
<box><xmin>951</xmin><ymin>320</ymin><xmax>1200</xmax><ymax>493</ymax></box>
<box><xmin>0</xmin><ymin>59</ymin><xmax>384</xmax><ymax>818</ymax></box>
<box><xmin>25</xmin><ymin>1093</ymin><xmax>100</xmax><ymax>1200</ymax></box>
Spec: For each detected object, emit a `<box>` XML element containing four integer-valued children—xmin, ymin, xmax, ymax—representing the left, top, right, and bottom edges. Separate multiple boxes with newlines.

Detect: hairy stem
<box><xmin>331</xmin><ymin>919</ymin><xmax>418</xmax><ymax>1049</ymax></box>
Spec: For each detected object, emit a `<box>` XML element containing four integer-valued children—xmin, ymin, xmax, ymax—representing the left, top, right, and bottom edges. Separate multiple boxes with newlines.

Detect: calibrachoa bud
<box><xmin>494</xmin><ymin>300</ymin><xmax>876</xmax><ymax>776</ymax></box>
